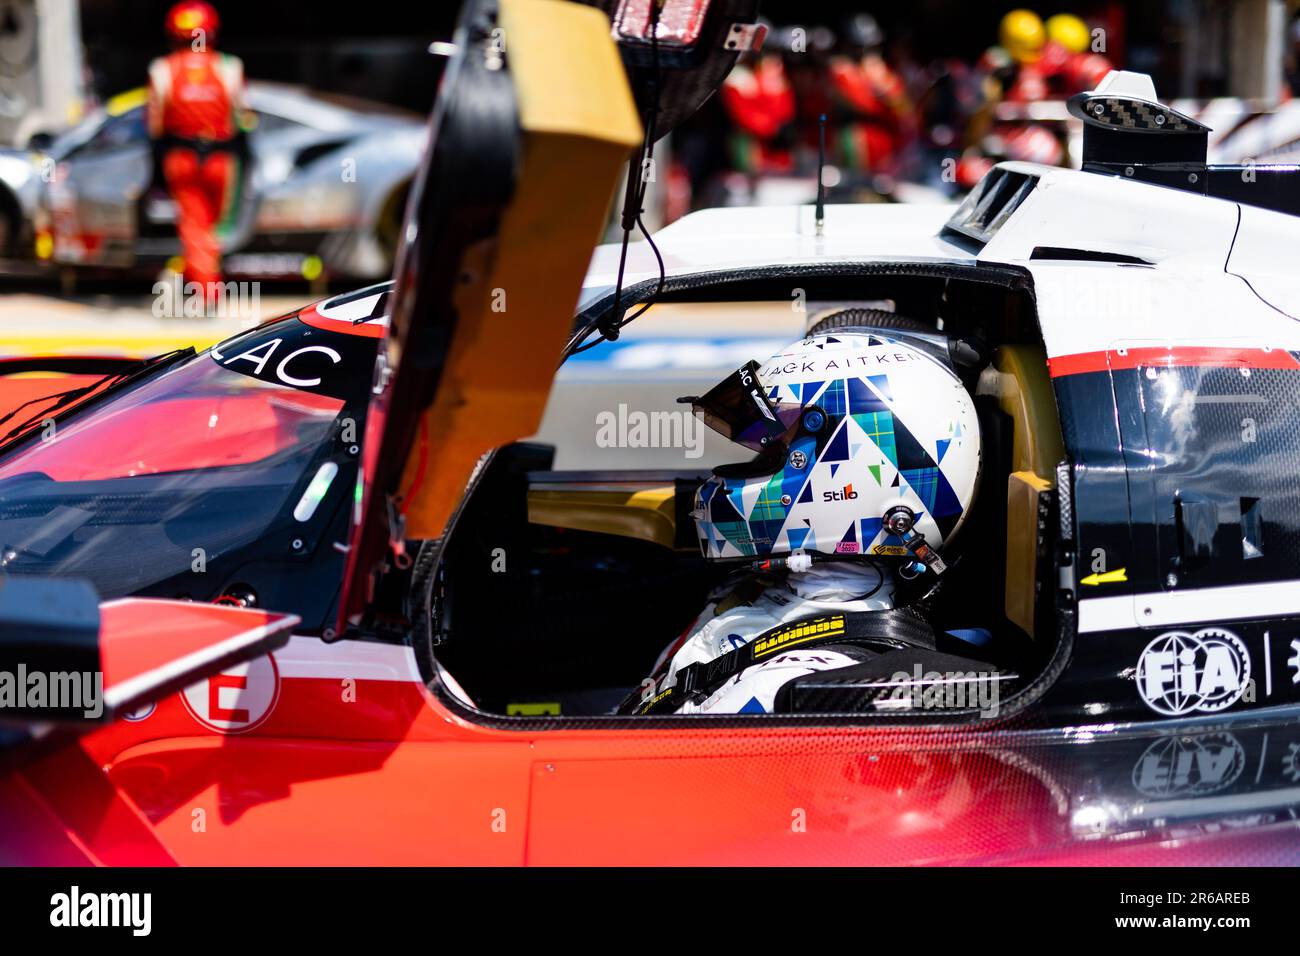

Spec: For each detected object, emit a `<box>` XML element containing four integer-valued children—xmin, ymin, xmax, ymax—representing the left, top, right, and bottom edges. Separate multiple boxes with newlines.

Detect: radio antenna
<box><xmin>815</xmin><ymin>113</ymin><xmax>826</xmax><ymax>237</ymax></box>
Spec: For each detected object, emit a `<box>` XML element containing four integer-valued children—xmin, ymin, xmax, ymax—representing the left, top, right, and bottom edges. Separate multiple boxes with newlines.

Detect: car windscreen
<box><xmin>0</xmin><ymin>317</ymin><xmax>374</xmax><ymax>601</ymax></box>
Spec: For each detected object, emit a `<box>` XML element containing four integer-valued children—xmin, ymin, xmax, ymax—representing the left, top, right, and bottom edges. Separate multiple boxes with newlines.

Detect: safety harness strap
<box><xmin>621</xmin><ymin>608</ymin><xmax>935</xmax><ymax>716</ymax></box>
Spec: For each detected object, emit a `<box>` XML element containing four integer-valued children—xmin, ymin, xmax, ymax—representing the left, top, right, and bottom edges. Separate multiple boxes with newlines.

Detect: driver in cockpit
<box><xmin>620</xmin><ymin>327</ymin><xmax>982</xmax><ymax>715</ymax></box>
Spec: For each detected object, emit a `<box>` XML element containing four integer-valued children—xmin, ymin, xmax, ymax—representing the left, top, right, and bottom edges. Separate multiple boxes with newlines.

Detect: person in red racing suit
<box><xmin>147</xmin><ymin>1</ymin><xmax>247</xmax><ymax>305</ymax></box>
<box><xmin>826</xmin><ymin>14</ymin><xmax>912</xmax><ymax>175</ymax></box>
<box><xmin>719</xmin><ymin>24</ymin><xmax>798</xmax><ymax>176</ymax></box>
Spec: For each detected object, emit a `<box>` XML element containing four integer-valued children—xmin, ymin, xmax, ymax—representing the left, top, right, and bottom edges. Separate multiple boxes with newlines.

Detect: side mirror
<box><xmin>0</xmin><ymin>576</ymin><xmax>101</xmax><ymax>721</ymax></box>
<box><xmin>0</xmin><ymin>576</ymin><xmax>299</xmax><ymax>763</ymax></box>
<box><xmin>597</xmin><ymin>0</ymin><xmax>764</xmax><ymax>142</ymax></box>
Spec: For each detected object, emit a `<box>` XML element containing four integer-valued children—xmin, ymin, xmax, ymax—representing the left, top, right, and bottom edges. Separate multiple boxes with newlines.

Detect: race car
<box><xmin>0</xmin><ymin>81</ymin><xmax>425</xmax><ymax>281</ymax></box>
<box><xmin>3</xmin><ymin>0</ymin><xmax>1300</xmax><ymax>866</ymax></box>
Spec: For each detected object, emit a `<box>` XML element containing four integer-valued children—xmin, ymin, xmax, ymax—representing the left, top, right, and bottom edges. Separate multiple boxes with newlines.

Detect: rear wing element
<box><xmin>1069</xmin><ymin>70</ymin><xmax>1300</xmax><ymax>217</ymax></box>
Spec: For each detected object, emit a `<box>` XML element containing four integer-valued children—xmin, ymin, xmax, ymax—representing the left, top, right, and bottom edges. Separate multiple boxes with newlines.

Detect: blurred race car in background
<box><xmin>0</xmin><ymin>82</ymin><xmax>425</xmax><ymax>282</ymax></box>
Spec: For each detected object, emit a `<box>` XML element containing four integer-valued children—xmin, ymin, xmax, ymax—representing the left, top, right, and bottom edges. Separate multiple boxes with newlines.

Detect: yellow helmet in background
<box><xmin>999</xmin><ymin>9</ymin><xmax>1046</xmax><ymax>64</ymax></box>
<box><xmin>1046</xmin><ymin>13</ymin><xmax>1091</xmax><ymax>55</ymax></box>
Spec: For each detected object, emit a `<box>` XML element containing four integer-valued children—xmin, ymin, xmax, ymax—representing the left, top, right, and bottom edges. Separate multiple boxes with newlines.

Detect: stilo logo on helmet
<box><xmin>822</xmin><ymin>484</ymin><xmax>858</xmax><ymax>502</ymax></box>
<box><xmin>687</xmin><ymin>332</ymin><xmax>980</xmax><ymax>576</ymax></box>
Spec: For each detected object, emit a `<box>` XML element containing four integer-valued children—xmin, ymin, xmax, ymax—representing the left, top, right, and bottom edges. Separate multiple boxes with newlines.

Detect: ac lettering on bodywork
<box><xmin>215</xmin><ymin>338</ymin><xmax>342</xmax><ymax>388</ymax></box>
<box><xmin>217</xmin><ymin>337</ymin><xmax>280</xmax><ymax>374</ymax></box>
<box><xmin>277</xmin><ymin>345</ymin><xmax>342</xmax><ymax>387</ymax></box>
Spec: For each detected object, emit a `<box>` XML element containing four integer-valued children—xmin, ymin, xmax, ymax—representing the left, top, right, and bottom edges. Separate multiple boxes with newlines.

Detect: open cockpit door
<box><xmin>339</xmin><ymin>0</ymin><xmax>763</xmax><ymax>627</ymax></box>
<box><xmin>337</xmin><ymin>0</ymin><xmax>639</xmax><ymax>625</ymax></box>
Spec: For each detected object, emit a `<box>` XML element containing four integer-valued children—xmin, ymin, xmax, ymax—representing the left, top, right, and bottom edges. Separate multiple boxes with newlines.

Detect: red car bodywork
<box><xmin>10</xmin><ymin>653</ymin><xmax>1295</xmax><ymax>866</ymax></box>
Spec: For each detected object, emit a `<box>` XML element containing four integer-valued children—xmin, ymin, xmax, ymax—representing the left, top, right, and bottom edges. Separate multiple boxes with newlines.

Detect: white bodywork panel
<box><xmin>582</xmin><ymin>202</ymin><xmax>971</xmax><ymax>292</ymax></box>
<box><xmin>584</xmin><ymin>161</ymin><xmax>1300</xmax><ymax>364</ymax></box>
<box><xmin>1224</xmin><ymin>202</ymin><xmax>1300</xmax><ymax>319</ymax></box>
<box><xmin>980</xmin><ymin>164</ymin><xmax>1300</xmax><ymax>360</ymax></box>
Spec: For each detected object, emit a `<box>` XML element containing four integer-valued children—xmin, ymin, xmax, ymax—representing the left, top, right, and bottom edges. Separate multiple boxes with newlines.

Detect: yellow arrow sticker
<box><xmin>1080</xmin><ymin>567</ymin><xmax>1128</xmax><ymax>587</ymax></box>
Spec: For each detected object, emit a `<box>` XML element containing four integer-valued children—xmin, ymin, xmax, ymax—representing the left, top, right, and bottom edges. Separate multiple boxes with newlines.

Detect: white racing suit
<box><xmin>646</xmin><ymin>562</ymin><xmax>894</xmax><ymax>714</ymax></box>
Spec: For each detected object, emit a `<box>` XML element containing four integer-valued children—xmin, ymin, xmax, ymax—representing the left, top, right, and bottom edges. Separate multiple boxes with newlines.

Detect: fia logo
<box><xmin>1131</xmin><ymin>733</ymin><xmax>1244</xmax><ymax>797</ymax></box>
<box><xmin>1135</xmin><ymin>628</ymin><xmax>1251</xmax><ymax>716</ymax></box>
<box><xmin>822</xmin><ymin>484</ymin><xmax>858</xmax><ymax>502</ymax></box>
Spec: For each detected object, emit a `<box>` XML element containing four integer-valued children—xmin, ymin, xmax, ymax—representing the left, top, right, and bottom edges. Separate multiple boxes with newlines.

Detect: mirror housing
<box><xmin>0</xmin><ymin>576</ymin><xmax>101</xmax><ymax>721</ymax></box>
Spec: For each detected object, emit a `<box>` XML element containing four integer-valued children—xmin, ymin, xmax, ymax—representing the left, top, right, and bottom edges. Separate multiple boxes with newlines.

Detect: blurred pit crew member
<box><xmin>826</xmin><ymin>14</ymin><xmax>913</xmax><ymax>175</ymax></box>
<box><xmin>911</xmin><ymin>56</ymin><xmax>987</xmax><ymax>193</ymax></box>
<box><xmin>719</xmin><ymin>20</ymin><xmax>798</xmax><ymax>176</ymax></box>
<box><xmin>148</xmin><ymin>1</ymin><xmax>247</xmax><ymax>306</ymax></box>
<box><xmin>966</xmin><ymin>10</ymin><xmax>1112</xmax><ymax>185</ymax></box>
<box><xmin>620</xmin><ymin>326</ymin><xmax>981</xmax><ymax>715</ymax></box>
<box><xmin>980</xmin><ymin>8</ymin><xmax>1047</xmax><ymax>103</ymax></box>
<box><xmin>1041</xmin><ymin>13</ymin><xmax>1113</xmax><ymax>97</ymax></box>
<box><xmin>982</xmin><ymin>10</ymin><xmax>1112</xmax><ymax>104</ymax></box>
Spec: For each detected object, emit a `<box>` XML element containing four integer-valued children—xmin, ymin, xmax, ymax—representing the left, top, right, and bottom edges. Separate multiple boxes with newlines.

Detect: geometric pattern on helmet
<box><xmin>815</xmin><ymin>379</ymin><xmax>846</xmax><ymax>417</ymax></box>
<box><xmin>892</xmin><ymin>411</ymin><xmax>937</xmax><ymax>471</ymax></box>
<box><xmin>929</xmin><ymin>469</ymin><xmax>965</xmax><ymax>539</ymax></box>
<box><xmin>853</xmin><ymin>410</ymin><xmax>896</xmax><ymax>467</ymax></box>
<box><xmin>847</xmin><ymin>375</ymin><xmax>890</xmax><ymax>413</ymax></box>
<box><xmin>744</xmin><ymin>476</ymin><xmax>788</xmax><ymax>549</ymax></box>
<box><xmin>884</xmin><ymin>405</ymin><xmax>966</xmax><ymax>536</ymax></box>
<box><xmin>821</xmin><ymin>420</ymin><xmax>851</xmax><ymax>462</ymax></box>
<box><xmin>693</xmin><ymin>332</ymin><xmax>980</xmax><ymax>561</ymax></box>
<box><xmin>902</xmin><ymin>466</ymin><xmax>939</xmax><ymax>510</ymax></box>
<box><xmin>797</xmin><ymin>380</ymin><xmax>822</xmax><ymax>404</ymax></box>
<box><xmin>707</xmin><ymin>484</ymin><xmax>757</xmax><ymax>555</ymax></box>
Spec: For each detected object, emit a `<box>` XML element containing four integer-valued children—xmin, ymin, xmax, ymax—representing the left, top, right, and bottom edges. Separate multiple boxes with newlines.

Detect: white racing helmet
<box><xmin>688</xmin><ymin>330</ymin><xmax>980</xmax><ymax>563</ymax></box>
